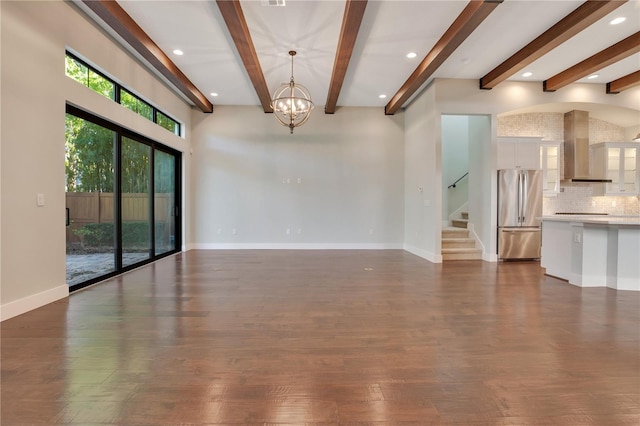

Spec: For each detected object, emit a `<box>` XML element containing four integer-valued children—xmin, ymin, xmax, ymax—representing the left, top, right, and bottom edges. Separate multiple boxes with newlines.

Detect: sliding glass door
<box><xmin>65</xmin><ymin>114</ymin><xmax>117</xmax><ymax>286</ymax></box>
<box><xmin>65</xmin><ymin>105</ymin><xmax>181</xmax><ymax>291</ymax></box>
<box><xmin>121</xmin><ymin>137</ymin><xmax>152</xmax><ymax>267</ymax></box>
<box><xmin>154</xmin><ymin>150</ymin><xmax>177</xmax><ymax>255</ymax></box>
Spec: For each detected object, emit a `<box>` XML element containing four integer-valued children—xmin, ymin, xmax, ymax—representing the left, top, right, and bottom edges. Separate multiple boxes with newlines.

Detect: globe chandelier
<box><xmin>271</xmin><ymin>51</ymin><xmax>314</xmax><ymax>134</ymax></box>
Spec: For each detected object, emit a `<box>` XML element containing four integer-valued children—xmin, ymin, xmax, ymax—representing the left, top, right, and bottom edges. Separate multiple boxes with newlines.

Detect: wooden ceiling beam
<box><xmin>385</xmin><ymin>0</ymin><xmax>502</xmax><ymax>115</ymax></box>
<box><xmin>81</xmin><ymin>0</ymin><xmax>213</xmax><ymax>113</ymax></box>
<box><xmin>325</xmin><ymin>0</ymin><xmax>368</xmax><ymax>114</ymax></box>
<box><xmin>544</xmin><ymin>31</ymin><xmax>640</xmax><ymax>92</ymax></box>
<box><xmin>606</xmin><ymin>70</ymin><xmax>640</xmax><ymax>94</ymax></box>
<box><xmin>216</xmin><ymin>0</ymin><xmax>272</xmax><ymax>113</ymax></box>
<box><xmin>480</xmin><ymin>0</ymin><xmax>627</xmax><ymax>90</ymax></box>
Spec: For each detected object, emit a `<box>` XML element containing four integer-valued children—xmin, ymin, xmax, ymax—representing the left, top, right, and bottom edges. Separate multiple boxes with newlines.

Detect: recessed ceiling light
<box><xmin>610</xmin><ymin>17</ymin><xmax>626</xmax><ymax>25</ymax></box>
<box><xmin>406</xmin><ymin>52</ymin><xmax>417</xmax><ymax>59</ymax></box>
<box><xmin>522</xmin><ymin>72</ymin><xmax>533</xmax><ymax>78</ymax></box>
<box><xmin>461</xmin><ymin>58</ymin><xmax>471</xmax><ymax>65</ymax></box>
<box><xmin>210</xmin><ymin>92</ymin><xmax>218</xmax><ymax>97</ymax></box>
<box><xmin>173</xmin><ymin>49</ymin><xmax>184</xmax><ymax>56</ymax></box>
<box><xmin>587</xmin><ymin>74</ymin><xmax>599</xmax><ymax>80</ymax></box>
<box><xmin>379</xmin><ymin>94</ymin><xmax>387</xmax><ymax>99</ymax></box>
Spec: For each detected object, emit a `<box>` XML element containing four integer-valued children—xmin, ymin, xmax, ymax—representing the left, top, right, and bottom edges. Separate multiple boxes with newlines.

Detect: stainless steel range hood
<box><xmin>563</xmin><ymin>110</ymin><xmax>612</xmax><ymax>183</ymax></box>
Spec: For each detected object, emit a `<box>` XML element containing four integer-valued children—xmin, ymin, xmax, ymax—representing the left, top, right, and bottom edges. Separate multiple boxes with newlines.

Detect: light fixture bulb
<box><xmin>172</xmin><ymin>49</ymin><xmax>184</xmax><ymax>56</ymax></box>
<box><xmin>610</xmin><ymin>17</ymin><xmax>626</xmax><ymax>25</ymax></box>
<box><xmin>522</xmin><ymin>72</ymin><xmax>533</xmax><ymax>78</ymax></box>
<box><xmin>406</xmin><ymin>52</ymin><xmax>417</xmax><ymax>59</ymax></box>
<box><xmin>587</xmin><ymin>74</ymin><xmax>599</xmax><ymax>80</ymax></box>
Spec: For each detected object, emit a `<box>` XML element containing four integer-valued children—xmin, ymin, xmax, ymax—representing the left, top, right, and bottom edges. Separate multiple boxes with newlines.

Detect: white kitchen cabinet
<box><xmin>497</xmin><ymin>137</ymin><xmax>541</xmax><ymax>170</ymax></box>
<box><xmin>540</xmin><ymin>142</ymin><xmax>560</xmax><ymax>195</ymax></box>
<box><xmin>591</xmin><ymin>142</ymin><xmax>640</xmax><ymax>195</ymax></box>
<box><xmin>541</xmin><ymin>217</ymin><xmax>640</xmax><ymax>291</ymax></box>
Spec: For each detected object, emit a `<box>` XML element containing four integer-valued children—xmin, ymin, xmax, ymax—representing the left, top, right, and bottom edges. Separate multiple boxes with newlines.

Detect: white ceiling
<box><xmin>88</xmin><ymin>0</ymin><xmax>640</xmax><ymax>124</ymax></box>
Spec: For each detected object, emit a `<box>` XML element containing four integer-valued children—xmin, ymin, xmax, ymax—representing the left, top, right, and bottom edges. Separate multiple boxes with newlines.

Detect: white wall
<box><xmin>467</xmin><ymin>115</ymin><xmax>494</xmax><ymax>259</ymax></box>
<box><xmin>625</xmin><ymin>125</ymin><xmax>640</xmax><ymax>142</ymax></box>
<box><xmin>190</xmin><ymin>106</ymin><xmax>405</xmax><ymax>248</ymax></box>
<box><xmin>442</xmin><ymin>115</ymin><xmax>469</xmax><ymax>219</ymax></box>
<box><xmin>403</xmin><ymin>84</ymin><xmax>441</xmax><ymax>262</ymax></box>
<box><xmin>0</xmin><ymin>0</ymin><xmax>193</xmax><ymax>320</ymax></box>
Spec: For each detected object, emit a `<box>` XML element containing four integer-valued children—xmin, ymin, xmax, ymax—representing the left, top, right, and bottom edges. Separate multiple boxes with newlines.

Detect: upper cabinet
<box><xmin>497</xmin><ymin>137</ymin><xmax>542</xmax><ymax>170</ymax></box>
<box><xmin>592</xmin><ymin>142</ymin><xmax>640</xmax><ymax>196</ymax></box>
<box><xmin>540</xmin><ymin>142</ymin><xmax>560</xmax><ymax>195</ymax></box>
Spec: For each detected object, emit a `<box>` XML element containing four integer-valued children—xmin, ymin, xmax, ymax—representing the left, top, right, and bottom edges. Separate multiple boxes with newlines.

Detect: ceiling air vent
<box><xmin>262</xmin><ymin>0</ymin><xmax>286</xmax><ymax>6</ymax></box>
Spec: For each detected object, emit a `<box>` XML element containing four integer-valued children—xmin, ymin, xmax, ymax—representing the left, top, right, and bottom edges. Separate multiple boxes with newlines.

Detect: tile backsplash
<box><xmin>497</xmin><ymin>112</ymin><xmax>626</xmax><ymax>143</ymax></box>
<box><xmin>497</xmin><ymin>112</ymin><xmax>564</xmax><ymax>140</ymax></box>
<box><xmin>498</xmin><ymin>112</ymin><xmax>638</xmax><ymax>217</ymax></box>
<box><xmin>543</xmin><ymin>184</ymin><xmax>639</xmax><ymax>216</ymax></box>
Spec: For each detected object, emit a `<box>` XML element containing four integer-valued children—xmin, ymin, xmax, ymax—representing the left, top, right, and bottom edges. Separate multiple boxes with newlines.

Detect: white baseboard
<box><xmin>467</xmin><ymin>224</ymin><xmax>491</xmax><ymax>261</ymax></box>
<box><xmin>191</xmin><ymin>243</ymin><xmax>404</xmax><ymax>250</ymax></box>
<box><xmin>1</xmin><ymin>284</ymin><xmax>68</xmax><ymax>322</ymax></box>
<box><xmin>610</xmin><ymin>277</ymin><xmax>640</xmax><ymax>291</ymax></box>
<box><xmin>569</xmin><ymin>273</ymin><xmax>603</xmax><ymax>288</ymax></box>
<box><xmin>483</xmin><ymin>252</ymin><xmax>498</xmax><ymax>262</ymax></box>
<box><xmin>404</xmin><ymin>244</ymin><xmax>442</xmax><ymax>263</ymax></box>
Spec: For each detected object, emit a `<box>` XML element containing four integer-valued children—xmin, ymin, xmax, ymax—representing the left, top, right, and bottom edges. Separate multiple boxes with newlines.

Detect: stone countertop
<box><xmin>541</xmin><ymin>215</ymin><xmax>640</xmax><ymax>226</ymax></box>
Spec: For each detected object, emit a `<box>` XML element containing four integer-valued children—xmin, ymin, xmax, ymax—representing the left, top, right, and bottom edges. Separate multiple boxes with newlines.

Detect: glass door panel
<box><xmin>623</xmin><ymin>148</ymin><xmax>637</xmax><ymax>193</ymax></box>
<box><xmin>121</xmin><ymin>137</ymin><xmax>151</xmax><ymax>267</ymax></box>
<box><xmin>154</xmin><ymin>150</ymin><xmax>177</xmax><ymax>255</ymax></box>
<box><xmin>544</xmin><ymin>145</ymin><xmax>558</xmax><ymax>193</ymax></box>
<box><xmin>607</xmin><ymin>148</ymin><xmax>621</xmax><ymax>193</ymax></box>
<box><xmin>65</xmin><ymin>114</ymin><xmax>116</xmax><ymax>286</ymax></box>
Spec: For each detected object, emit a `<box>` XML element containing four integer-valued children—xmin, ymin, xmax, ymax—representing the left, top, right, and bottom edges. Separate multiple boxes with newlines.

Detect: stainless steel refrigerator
<box><xmin>497</xmin><ymin>169</ymin><xmax>543</xmax><ymax>260</ymax></box>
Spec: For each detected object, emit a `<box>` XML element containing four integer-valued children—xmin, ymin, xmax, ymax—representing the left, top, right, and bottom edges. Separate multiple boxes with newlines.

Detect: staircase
<box><xmin>442</xmin><ymin>212</ymin><xmax>482</xmax><ymax>260</ymax></box>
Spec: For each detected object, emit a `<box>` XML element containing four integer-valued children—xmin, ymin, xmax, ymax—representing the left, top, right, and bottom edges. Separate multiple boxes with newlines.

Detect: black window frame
<box><xmin>120</xmin><ymin>88</ymin><xmax>154</xmax><ymax>121</ymax></box>
<box><xmin>66</xmin><ymin>104</ymin><xmax>182</xmax><ymax>292</ymax></box>
<box><xmin>65</xmin><ymin>51</ymin><xmax>182</xmax><ymax>136</ymax></box>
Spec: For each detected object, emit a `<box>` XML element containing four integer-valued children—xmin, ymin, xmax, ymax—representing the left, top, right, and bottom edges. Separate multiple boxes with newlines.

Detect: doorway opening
<box><xmin>441</xmin><ymin>114</ymin><xmax>491</xmax><ymax>260</ymax></box>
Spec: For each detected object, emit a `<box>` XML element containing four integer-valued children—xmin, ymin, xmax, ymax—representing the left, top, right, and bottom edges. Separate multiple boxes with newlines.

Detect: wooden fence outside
<box><xmin>66</xmin><ymin>192</ymin><xmax>172</xmax><ymax>243</ymax></box>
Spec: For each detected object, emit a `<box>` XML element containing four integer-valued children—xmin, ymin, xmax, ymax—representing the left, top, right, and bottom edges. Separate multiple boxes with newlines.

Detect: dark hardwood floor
<box><xmin>1</xmin><ymin>250</ymin><xmax>639</xmax><ymax>425</ymax></box>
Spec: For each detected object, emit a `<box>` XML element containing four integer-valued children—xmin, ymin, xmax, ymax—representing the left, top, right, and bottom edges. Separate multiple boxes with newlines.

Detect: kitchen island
<box><xmin>541</xmin><ymin>215</ymin><xmax>640</xmax><ymax>291</ymax></box>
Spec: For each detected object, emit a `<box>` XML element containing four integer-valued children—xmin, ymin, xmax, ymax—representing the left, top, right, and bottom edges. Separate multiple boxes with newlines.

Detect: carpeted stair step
<box><xmin>441</xmin><ymin>226</ymin><xmax>481</xmax><ymax>260</ymax></box>
<box><xmin>441</xmin><ymin>247</ymin><xmax>483</xmax><ymax>260</ymax></box>
<box><xmin>442</xmin><ymin>238</ymin><xmax>476</xmax><ymax>249</ymax></box>
<box><xmin>442</xmin><ymin>227</ymin><xmax>469</xmax><ymax>239</ymax></box>
<box><xmin>451</xmin><ymin>219</ymin><xmax>468</xmax><ymax>229</ymax></box>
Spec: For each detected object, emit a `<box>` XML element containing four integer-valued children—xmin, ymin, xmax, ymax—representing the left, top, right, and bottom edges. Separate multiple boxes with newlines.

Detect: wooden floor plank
<box><xmin>1</xmin><ymin>250</ymin><xmax>639</xmax><ymax>424</ymax></box>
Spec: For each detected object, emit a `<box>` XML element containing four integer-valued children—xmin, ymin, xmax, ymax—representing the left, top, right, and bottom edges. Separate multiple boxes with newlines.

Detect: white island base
<box><xmin>541</xmin><ymin>217</ymin><xmax>640</xmax><ymax>291</ymax></box>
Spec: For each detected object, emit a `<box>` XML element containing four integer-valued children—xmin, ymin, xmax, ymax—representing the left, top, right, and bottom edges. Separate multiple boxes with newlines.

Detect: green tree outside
<box><xmin>65</xmin><ymin>114</ymin><xmax>115</xmax><ymax>193</ymax></box>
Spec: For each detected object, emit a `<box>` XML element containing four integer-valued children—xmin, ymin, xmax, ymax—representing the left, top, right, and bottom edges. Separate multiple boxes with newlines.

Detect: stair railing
<box><xmin>447</xmin><ymin>172</ymin><xmax>468</xmax><ymax>189</ymax></box>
